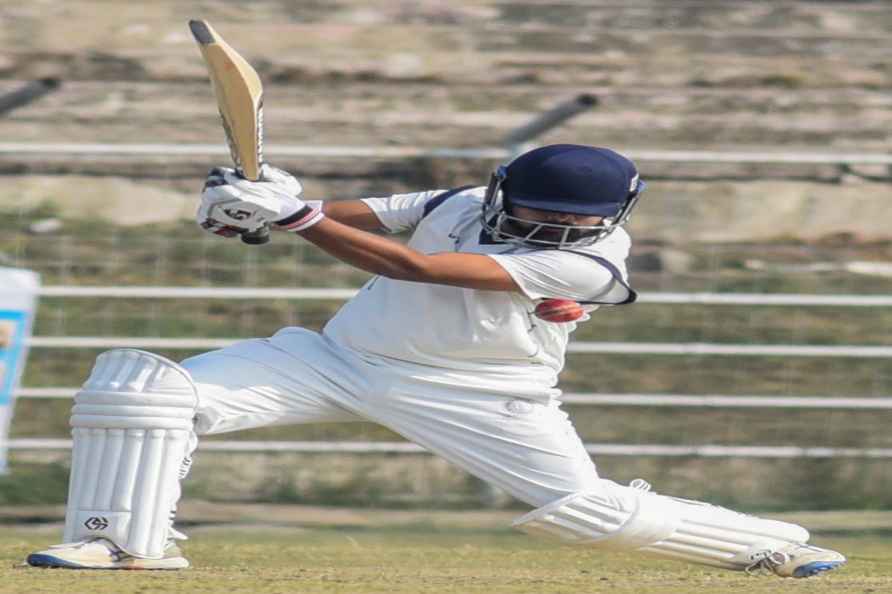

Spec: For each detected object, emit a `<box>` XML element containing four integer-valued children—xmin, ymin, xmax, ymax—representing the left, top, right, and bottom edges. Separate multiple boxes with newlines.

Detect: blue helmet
<box><xmin>481</xmin><ymin>144</ymin><xmax>646</xmax><ymax>248</ymax></box>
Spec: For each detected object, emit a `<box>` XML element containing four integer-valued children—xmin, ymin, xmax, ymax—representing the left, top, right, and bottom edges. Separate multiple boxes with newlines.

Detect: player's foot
<box><xmin>746</xmin><ymin>542</ymin><xmax>845</xmax><ymax>578</ymax></box>
<box><xmin>26</xmin><ymin>538</ymin><xmax>189</xmax><ymax>570</ymax></box>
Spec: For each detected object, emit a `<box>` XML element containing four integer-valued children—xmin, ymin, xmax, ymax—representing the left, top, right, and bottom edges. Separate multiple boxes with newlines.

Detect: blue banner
<box><xmin>0</xmin><ymin>310</ymin><xmax>28</xmax><ymax>407</ymax></box>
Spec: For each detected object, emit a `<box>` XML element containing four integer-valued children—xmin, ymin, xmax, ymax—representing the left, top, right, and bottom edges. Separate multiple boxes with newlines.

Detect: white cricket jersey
<box><xmin>322</xmin><ymin>186</ymin><xmax>635</xmax><ymax>400</ymax></box>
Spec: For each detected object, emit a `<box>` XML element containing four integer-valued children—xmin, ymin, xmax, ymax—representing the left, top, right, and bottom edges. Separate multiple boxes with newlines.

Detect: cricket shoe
<box><xmin>26</xmin><ymin>538</ymin><xmax>189</xmax><ymax>570</ymax></box>
<box><xmin>745</xmin><ymin>542</ymin><xmax>845</xmax><ymax>578</ymax></box>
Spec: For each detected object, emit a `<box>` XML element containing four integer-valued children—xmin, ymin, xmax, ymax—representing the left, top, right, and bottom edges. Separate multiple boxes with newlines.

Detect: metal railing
<box><xmin>36</xmin><ymin>285</ymin><xmax>892</xmax><ymax>306</ymax></box>
<box><xmin>6</xmin><ymin>439</ymin><xmax>892</xmax><ymax>459</ymax></box>
<box><xmin>15</xmin><ymin>284</ymin><xmax>891</xmax><ymax>458</ymax></box>
<box><xmin>2</xmin><ymin>143</ymin><xmax>890</xmax><ymax>166</ymax></box>
<box><xmin>17</xmin><ymin>388</ymin><xmax>892</xmax><ymax>410</ymax></box>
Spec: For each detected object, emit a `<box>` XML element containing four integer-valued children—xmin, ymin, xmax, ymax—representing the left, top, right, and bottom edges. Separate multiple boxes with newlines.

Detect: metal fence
<box><xmin>11</xmin><ymin>284</ymin><xmax>891</xmax><ymax>458</ymax></box>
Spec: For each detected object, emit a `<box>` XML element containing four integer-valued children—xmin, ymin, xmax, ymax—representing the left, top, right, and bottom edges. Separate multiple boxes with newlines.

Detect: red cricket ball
<box><xmin>534</xmin><ymin>298</ymin><xmax>584</xmax><ymax>323</ymax></box>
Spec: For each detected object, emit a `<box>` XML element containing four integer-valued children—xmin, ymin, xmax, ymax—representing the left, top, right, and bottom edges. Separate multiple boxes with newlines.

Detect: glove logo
<box><xmin>84</xmin><ymin>516</ymin><xmax>109</xmax><ymax>531</ymax></box>
<box><xmin>223</xmin><ymin>208</ymin><xmax>253</xmax><ymax>221</ymax></box>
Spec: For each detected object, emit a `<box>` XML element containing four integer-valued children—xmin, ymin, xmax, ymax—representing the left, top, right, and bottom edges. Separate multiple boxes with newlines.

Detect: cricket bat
<box><xmin>189</xmin><ymin>19</ymin><xmax>269</xmax><ymax>245</ymax></box>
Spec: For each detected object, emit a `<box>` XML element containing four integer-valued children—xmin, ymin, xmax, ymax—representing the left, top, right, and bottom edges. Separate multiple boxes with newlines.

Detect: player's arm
<box><xmin>196</xmin><ymin>167</ymin><xmax>517</xmax><ymax>290</ymax></box>
<box><xmin>318</xmin><ymin>200</ymin><xmax>386</xmax><ymax>231</ymax></box>
<box><xmin>299</xmin><ymin>217</ymin><xmax>520</xmax><ymax>291</ymax></box>
<box><xmin>300</xmin><ymin>190</ymin><xmax>452</xmax><ymax>233</ymax></box>
<box><xmin>487</xmin><ymin>242</ymin><xmax>635</xmax><ymax>305</ymax></box>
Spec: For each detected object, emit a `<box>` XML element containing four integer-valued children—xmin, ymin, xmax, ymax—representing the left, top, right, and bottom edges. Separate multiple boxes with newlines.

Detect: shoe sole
<box><xmin>26</xmin><ymin>553</ymin><xmax>188</xmax><ymax>570</ymax></box>
<box><xmin>27</xmin><ymin>554</ymin><xmax>86</xmax><ymax>569</ymax></box>
<box><xmin>793</xmin><ymin>560</ymin><xmax>846</xmax><ymax>578</ymax></box>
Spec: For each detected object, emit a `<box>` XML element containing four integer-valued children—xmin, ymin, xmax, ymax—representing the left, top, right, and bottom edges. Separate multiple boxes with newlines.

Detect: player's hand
<box><xmin>257</xmin><ymin>164</ymin><xmax>303</xmax><ymax>197</ymax></box>
<box><xmin>196</xmin><ymin>165</ymin><xmax>321</xmax><ymax>238</ymax></box>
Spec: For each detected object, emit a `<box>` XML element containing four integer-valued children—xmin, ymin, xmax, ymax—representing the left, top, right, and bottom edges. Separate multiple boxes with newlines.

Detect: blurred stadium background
<box><xmin>0</xmin><ymin>0</ymin><xmax>890</xmax><ymax>513</ymax></box>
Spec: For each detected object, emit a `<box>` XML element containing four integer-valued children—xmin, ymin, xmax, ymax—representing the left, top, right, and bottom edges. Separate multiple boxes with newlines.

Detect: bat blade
<box><xmin>189</xmin><ymin>19</ymin><xmax>263</xmax><ymax>181</ymax></box>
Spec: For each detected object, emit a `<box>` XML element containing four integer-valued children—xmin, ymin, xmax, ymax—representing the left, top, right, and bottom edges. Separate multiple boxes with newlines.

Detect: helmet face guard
<box><xmin>480</xmin><ymin>165</ymin><xmax>646</xmax><ymax>249</ymax></box>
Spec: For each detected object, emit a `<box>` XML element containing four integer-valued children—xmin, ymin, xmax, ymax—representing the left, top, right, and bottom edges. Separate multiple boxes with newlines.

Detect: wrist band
<box><xmin>274</xmin><ymin>205</ymin><xmax>325</xmax><ymax>232</ymax></box>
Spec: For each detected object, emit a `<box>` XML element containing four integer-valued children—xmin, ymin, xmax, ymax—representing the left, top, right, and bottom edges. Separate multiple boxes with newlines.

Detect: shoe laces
<box><xmin>629</xmin><ymin>478</ymin><xmax>652</xmax><ymax>492</ymax></box>
<box><xmin>628</xmin><ymin>477</ymin><xmax>810</xmax><ymax>577</ymax></box>
<box><xmin>745</xmin><ymin>549</ymin><xmax>791</xmax><ymax>576</ymax></box>
<box><xmin>49</xmin><ymin>537</ymin><xmax>128</xmax><ymax>561</ymax></box>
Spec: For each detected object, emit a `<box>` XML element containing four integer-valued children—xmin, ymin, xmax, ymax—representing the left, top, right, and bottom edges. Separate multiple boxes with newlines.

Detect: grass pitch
<box><xmin>1</xmin><ymin>520</ymin><xmax>890</xmax><ymax>594</ymax></box>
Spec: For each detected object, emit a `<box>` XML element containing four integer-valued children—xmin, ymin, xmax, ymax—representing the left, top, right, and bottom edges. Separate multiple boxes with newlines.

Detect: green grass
<box><xmin>1</xmin><ymin>522</ymin><xmax>889</xmax><ymax>594</ymax></box>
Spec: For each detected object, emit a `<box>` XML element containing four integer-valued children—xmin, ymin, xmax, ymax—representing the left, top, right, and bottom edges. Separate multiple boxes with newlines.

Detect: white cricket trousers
<box><xmin>182</xmin><ymin>327</ymin><xmax>601</xmax><ymax>507</ymax></box>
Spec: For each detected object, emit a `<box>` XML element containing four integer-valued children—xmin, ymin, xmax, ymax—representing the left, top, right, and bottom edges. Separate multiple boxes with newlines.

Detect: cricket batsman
<box><xmin>28</xmin><ymin>144</ymin><xmax>845</xmax><ymax>578</ymax></box>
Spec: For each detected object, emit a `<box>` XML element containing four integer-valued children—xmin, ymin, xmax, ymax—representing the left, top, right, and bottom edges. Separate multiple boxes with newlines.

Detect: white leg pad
<box><xmin>63</xmin><ymin>349</ymin><xmax>198</xmax><ymax>559</ymax></box>
<box><xmin>513</xmin><ymin>480</ymin><xmax>810</xmax><ymax>570</ymax></box>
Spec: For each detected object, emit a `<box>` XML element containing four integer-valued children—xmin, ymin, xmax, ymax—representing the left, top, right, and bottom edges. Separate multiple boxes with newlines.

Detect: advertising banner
<box><xmin>0</xmin><ymin>268</ymin><xmax>40</xmax><ymax>474</ymax></box>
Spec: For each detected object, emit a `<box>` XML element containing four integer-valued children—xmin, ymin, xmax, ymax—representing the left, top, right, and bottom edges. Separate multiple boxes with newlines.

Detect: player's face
<box><xmin>511</xmin><ymin>206</ymin><xmax>604</xmax><ymax>227</ymax></box>
<box><xmin>506</xmin><ymin>206</ymin><xmax>605</xmax><ymax>243</ymax></box>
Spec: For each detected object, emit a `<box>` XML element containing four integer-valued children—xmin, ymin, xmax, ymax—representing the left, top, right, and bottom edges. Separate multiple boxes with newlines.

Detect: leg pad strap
<box><xmin>512</xmin><ymin>481</ymin><xmax>679</xmax><ymax>548</ymax></box>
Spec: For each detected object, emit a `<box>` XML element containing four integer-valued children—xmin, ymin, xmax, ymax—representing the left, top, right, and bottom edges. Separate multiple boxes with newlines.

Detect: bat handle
<box><xmin>234</xmin><ymin>167</ymin><xmax>271</xmax><ymax>245</ymax></box>
<box><xmin>241</xmin><ymin>225</ymin><xmax>270</xmax><ymax>245</ymax></box>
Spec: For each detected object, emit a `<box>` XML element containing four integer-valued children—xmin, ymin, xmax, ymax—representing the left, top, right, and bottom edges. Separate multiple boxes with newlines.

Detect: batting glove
<box><xmin>197</xmin><ymin>165</ymin><xmax>323</xmax><ymax>238</ymax></box>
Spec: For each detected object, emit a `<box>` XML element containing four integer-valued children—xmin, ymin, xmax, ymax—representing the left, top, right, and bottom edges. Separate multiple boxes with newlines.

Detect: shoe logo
<box><xmin>84</xmin><ymin>516</ymin><xmax>109</xmax><ymax>531</ymax></box>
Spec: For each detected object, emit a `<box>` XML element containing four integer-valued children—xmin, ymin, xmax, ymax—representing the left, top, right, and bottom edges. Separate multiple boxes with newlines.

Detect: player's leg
<box><xmin>26</xmin><ymin>349</ymin><xmax>198</xmax><ymax>569</ymax></box>
<box><xmin>186</xmin><ymin>332</ymin><xmax>367</xmax><ymax>437</ymax></box>
<box><xmin>28</xmin><ymin>330</ymin><xmax>367</xmax><ymax>570</ymax></box>
<box><xmin>513</xmin><ymin>479</ymin><xmax>844</xmax><ymax>578</ymax></box>
<box><xmin>359</xmin><ymin>372</ymin><xmax>844</xmax><ymax>578</ymax></box>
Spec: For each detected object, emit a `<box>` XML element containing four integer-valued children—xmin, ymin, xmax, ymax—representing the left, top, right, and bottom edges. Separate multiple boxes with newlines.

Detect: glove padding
<box><xmin>197</xmin><ymin>164</ymin><xmax>306</xmax><ymax>238</ymax></box>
